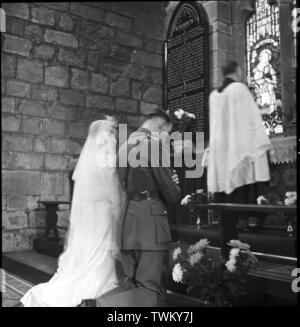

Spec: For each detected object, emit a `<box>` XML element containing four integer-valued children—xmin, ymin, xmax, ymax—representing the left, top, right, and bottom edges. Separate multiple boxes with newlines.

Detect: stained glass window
<box><xmin>246</xmin><ymin>0</ymin><xmax>282</xmax><ymax>136</ymax></box>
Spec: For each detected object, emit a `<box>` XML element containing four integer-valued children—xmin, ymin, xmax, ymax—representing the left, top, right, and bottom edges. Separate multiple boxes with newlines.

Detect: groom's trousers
<box><xmin>96</xmin><ymin>249</ymin><xmax>169</xmax><ymax>307</ymax></box>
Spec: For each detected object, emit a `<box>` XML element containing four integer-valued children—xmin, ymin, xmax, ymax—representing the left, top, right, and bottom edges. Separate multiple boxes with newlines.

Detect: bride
<box><xmin>21</xmin><ymin>117</ymin><xmax>124</xmax><ymax>307</ymax></box>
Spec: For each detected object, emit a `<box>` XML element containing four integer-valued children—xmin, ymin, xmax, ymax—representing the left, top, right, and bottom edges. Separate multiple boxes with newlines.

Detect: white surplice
<box><xmin>207</xmin><ymin>82</ymin><xmax>272</xmax><ymax>195</ymax></box>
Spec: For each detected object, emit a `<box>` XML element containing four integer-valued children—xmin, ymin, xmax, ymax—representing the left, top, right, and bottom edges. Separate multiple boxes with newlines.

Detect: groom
<box><xmin>95</xmin><ymin>109</ymin><xmax>181</xmax><ymax>307</ymax></box>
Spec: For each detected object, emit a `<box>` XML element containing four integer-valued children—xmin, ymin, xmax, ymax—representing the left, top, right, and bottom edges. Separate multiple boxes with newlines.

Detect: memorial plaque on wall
<box><xmin>164</xmin><ymin>2</ymin><xmax>209</xmax><ymax>225</ymax></box>
<box><xmin>165</xmin><ymin>1</ymin><xmax>209</xmax><ymax>136</ymax></box>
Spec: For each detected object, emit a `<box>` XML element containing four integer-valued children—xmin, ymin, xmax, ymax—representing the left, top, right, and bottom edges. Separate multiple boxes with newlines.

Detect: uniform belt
<box><xmin>127</xmin><ymin>190</ymin><xmax>160</xmax><ymax>201</ymax></box>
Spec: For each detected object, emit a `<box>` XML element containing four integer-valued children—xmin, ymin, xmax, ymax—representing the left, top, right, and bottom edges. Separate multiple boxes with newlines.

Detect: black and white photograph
<box><xmin>0</xmin><ymin>0</ymin><xmax>298</xmax><ymax>312</ymax></box>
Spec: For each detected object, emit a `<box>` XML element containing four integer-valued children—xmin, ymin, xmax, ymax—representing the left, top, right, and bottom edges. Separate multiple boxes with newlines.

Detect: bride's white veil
<box><xmin>57</xmin><ymin>117</ymin><xmax>123</xmax><ymax>272</ymax></box>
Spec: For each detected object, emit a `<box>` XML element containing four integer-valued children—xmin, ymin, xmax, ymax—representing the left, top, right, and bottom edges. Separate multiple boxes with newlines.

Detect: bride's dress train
<box><xmin>21</xmin><ymin>119</ymin><xmax>123</xmax><ymax>307</ymax></box>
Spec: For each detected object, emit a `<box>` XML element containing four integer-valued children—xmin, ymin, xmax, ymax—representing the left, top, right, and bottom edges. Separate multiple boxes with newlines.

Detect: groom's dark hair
<box><xmin>145</xmin><ymin>109</ymin><xmax>172</xmax><ymax>124</ymax></box>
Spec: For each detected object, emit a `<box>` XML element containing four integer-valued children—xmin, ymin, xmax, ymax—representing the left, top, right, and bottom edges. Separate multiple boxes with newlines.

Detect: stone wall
<box><xmin>2</xmin><ymin>2</ymin><xmax>167</xmax><ymax>251</ymax></box>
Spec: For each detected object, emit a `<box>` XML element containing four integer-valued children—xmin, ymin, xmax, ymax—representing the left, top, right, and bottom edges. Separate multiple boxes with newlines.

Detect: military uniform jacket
<box><xmin>117</xmin><ymin>128</ymin><xmax>181</xmax><ymax>251</ymax></box>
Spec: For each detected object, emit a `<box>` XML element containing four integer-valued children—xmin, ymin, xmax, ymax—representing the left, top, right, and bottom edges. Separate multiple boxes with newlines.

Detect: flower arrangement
<box><xmin>167</xmin><ymin>108</ymin><xmax>196</xmax><ymax>133</ymax></box>
<box><xmin>284</xmin><ymin>192</ymin><xmax>297</xmax><ymax>206</ymax></box>
<box><xmin>171</xmin><ymin>239</ymin><xmax>258</xmax><ymax>306</ymax></box>
<box><xmin>257</xmin><ymin>191</ymin><xmax>297</xmax><ymax>206</ymax></box>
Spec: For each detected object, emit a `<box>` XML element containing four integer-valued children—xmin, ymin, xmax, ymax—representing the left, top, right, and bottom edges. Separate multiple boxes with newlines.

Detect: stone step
<box><xmin>3</xmin><ymin>249</ymin><xmax>297</xmax><ymax>306</ymax></box>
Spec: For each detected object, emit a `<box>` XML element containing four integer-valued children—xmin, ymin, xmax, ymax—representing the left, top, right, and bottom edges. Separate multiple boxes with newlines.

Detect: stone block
<box><xmin>124</xmin><ymin>63</ymin><xmax>149</xmax><ymax>81</ymax></box>
<box><xmin>14</xmin><ymin>152</ymin><xmax>44</xmax><ymax>170</ymax></box>
<box><xmin>2</xmin><ymin>115</ymin><xmax>21</xmax><ymax>132</ymax></box>
<box><xmin>58</xmin><ymin>49</ymin><xmax>85</xmax><ymax>68</ymax></box>
<box><xmin>33</xmin><ymin>45</ymin><xmax>56</xmax><ymax>61</ymax></box>
<box><xmin>132</xmin><ymin>81</ymin><xmax>142</xmax><ymax>100</ymax></box>
<box><xmin>7</xmin><ymin>196</ymin><xmax>27</xmax><ymax>210</ymax></box>
<box><xmin>26</xmin><ymin>196</ymin><xmax>41</xmax><ymax>210</ymax></box>
<box><xmin>43</xmin><ymin>119</ymin><xmax>66</xmax><ymax>136</ymax></box>
<box><xmin>2</xmin><ymin>152</ymin><xmax>13</xmax><ymax>169</ymax></box>
<box><xmin>34</xmin><ymin>135</ymin><xmax>51</xmax><ymax>153</ymax></box>
<box><xmin>45</xmin><ymin>154</ymin><xmax>69</xmax><ymax>170</ymax></box>
<box><xmin>90</xmin><ymin>73</ymin><xmax>108</xmax><ymax>94</ymax></box>
<box><xmin>86</xmin><ymin>94</ymin><xmax>114</xmax><ymax>111</ymax></box>
<box><xmin>14</xmin><ymin>229</ymin><xmax>35</xmax><ymax>250</ymax></box>
<box><xmin>142</xmin><ymin>86</ymin><xmax>163</xmax><ymax>105</ymax></box>
<box><xmin>1</xmin><ymin>53</ymin><xmax>16</xmax><ymax>78</ymax></box>
<box><xmin>110</xmin><ymin>78</ymin><xmax>130</xmax><ymax>97</ymax></box>
<box><xmin>69</xmin><ymin>123</ymin><xmax>88</xmax><ymax>139</ymax></box>
<box><xmin>87</xmin><ymin>52</ymin><xmax>100</xmax><ymax>71</ymax></box>
<box><xmin>37</xmin><ymin>2</ymin><xmax>70</xmax><ymax>11</ymax></box>
<box><xmin>2</xmin><ymin>232</ymin><xmax>15</xmax><ymax>252</ymax></box>
<box><xmin>3</xmin><ymin>211</ymin><xmax>28</xmax><ymax>230</ymax></box>
<box><xmin>109</xmin><ymin>44</ymin><xmax>132</xmax><ymax>62</ymax></box>
<box><xmin>150</xmin><ymin>68</ymin><xmax>163</xmax><ymax>85</ymax></box>
<box><xmin>31</xmin><ymin>85</ymin><xmax>58</xmax><ymax>102</ymax></box>
<box><xmin>140</xmin><ymin>101</ymin><xmax>159</xmax><ymax>115</ymax></box>
<box><xmin>6</xmin><ymin>80</ymin><xmax>31</xmax><ymax>98</ymax></box>
<box><xmin>48</xmin><ymin>104</ymin><xmax>76</xmax><ymax>121</ymax></box>
<box><xmin>19</xmin><ymin>100</ymin><xmax>48</xmax><ymax>118</ymax></box>
<box><xmin>45</xmin><ymin>66</ymin><xmax>69</xmax><ymax>87</ymax></box>
<box><xmin>2</xmin><ymin>3</ymin><xmax>30</xmax><ymax>20</ymax></box>
<box><xmin>29</xmin><ymin>209</ymin><xmax>46</xmax><ymax>228</ymax></box>
<box><xmin>105</xmin><ymin>12</ymin><xmax>132</xmax><ymax>30</ymax></box>
<box><xmin>133</xmin><ymin>20</ymin><xmax>165</xmax><ymax>41</ymax></box>
<box><xmin>116</xmin><ymin>98</ymin><xmax>138</xmax><ymax>113</ymax></box>
<box><xmin>134</xmin><ymin>50</ymin><xmax>162</xmax><ymax>69</ymax></box>
<box><xmin>144</xmin><ymin>38</ymin><xmax>163</xmax><ymax>54</ymax></box>
<box><xmin>31</xmin><ymin>5</ymin><xmax>55</xmax><ymax>26</ymax></box>
<box><xmin>50</xmin><ymin>137</ymin><xmax>82</xmax><ymax>155</ymax></box>
<box><xmin>2</xmin><ymin>98</ymin><xmax>16</xmax><ymax>113</ymax></box>
<box><xmin>45</xmin><ymin>29</ymin><xmax>78</xmax><ymax>48</ymax></box>
<box><xmin>22</xmin><ymin>117</ymin><xmax>41</xmax><ymax>135</ymax></box>
<box><xmin>70</xmin><ymin>3</ymin><xmax>104</xmax><ymax>22</ymax></box>
<box><xmin>59</xmin><ymin>89</ymin><xmax>85</xmax><ymax>106</ymax></box>
<box><xmin>71</xmin><ymin>68</ymin><xmax>90</xmax><ymax>90</ymax></box>
<box><xmin>41</xmin><ymin>172</ymin><xmax>64</xmax><ymax>196</ymax></box>
<box><xmin>3</xmin><ymin>35</ymin><xmax>32</xmax><ymax>57</ymax></box>
<box><xmin>57</xmin><ymin>210</ymin><xmax>70</xmax><ymax>228</ymax></box>
<box><xmin>2</xmin><ymin>134</ymin><xmax>33</xmax><ymax>152</ymax></box>
<box><xmin>2</xmin><ymin>170</ymin><xmax>41</xmax><ymax>195</ymax></box>
<box><xmin>17</xmin><ymin>59</ymin><xmax>43</xmax><ymax>83</ymax></box>
<box><xmin>59</xmin><ymin>13</ymin><xmax>74</xmax><ymax>32</ymax></box>
<box><xmin>115</xmin><ymin>30</ymin><xmax>142</xmax><ymax>48</ymax></box>
<box><xmin>211</xmin><ymin>31</ymin><xmax>232</xmax><ymax>53</ymax></box>
<box><xmin>6</xmin><ymin>16</ymin><xmax>24</xmax><ymax>36</ymax></box>
<box><xmin>24</xmin><ymin>24</ymin><xmax>43</xmax><ymax>43</ymax></box>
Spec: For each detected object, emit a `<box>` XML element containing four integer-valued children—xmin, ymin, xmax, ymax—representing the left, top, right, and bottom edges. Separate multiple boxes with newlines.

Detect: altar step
<box><xmin>3</xmin><ymin>249</ymin><xmax>297</xmax><ymax>307</ymax></box>
<box><xmin>2</xmin><ymin>251</ymin><xmax>201</xmax><ymax>307</ymax></box>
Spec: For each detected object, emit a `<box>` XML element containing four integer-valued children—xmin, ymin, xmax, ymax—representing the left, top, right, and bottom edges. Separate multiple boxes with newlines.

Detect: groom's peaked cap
<box><xmin>145</xmin><ymin>109</ymin><xmax>172</xmax><ymax>124</ymax></box>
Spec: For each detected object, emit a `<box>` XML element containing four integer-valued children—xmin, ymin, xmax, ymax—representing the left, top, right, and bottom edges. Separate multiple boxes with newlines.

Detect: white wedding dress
<box><xmin>21</xmin><ymin>119</ymin><xmax>124</xmax><ymax>307</ymax></box>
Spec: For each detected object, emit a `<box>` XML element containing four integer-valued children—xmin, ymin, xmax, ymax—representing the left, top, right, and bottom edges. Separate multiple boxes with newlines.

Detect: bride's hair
<box><xmin>88</xmin><ymin>116</ymin><xmax>118</xmax><ymax>138</ymax></box>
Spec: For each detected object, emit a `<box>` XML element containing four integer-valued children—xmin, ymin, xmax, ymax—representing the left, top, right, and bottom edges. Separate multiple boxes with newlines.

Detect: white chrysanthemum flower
<box><xmin>228</xmin><ymin>240</ymin><xmax>250</xmax><ymax>251</ymax></box>
<box><xmin>181</xmin><ymin>194</ymin><xmax>192</xmax><ymax>206</ymax></box>
<box><xmin>229</xmin><ymin>248</ymin><xmax>240</xmax><ymax>260</ymax></box>
<box><xmin>172</xmin><ymin>263</ymin><xmax>185</xmax><ymax>283</ymax></box>
<box><xmin>187</xmin><ymin>238</ymin><xmax>209</xmax><ymax>254</ymax></box>
<box><xmin>189</xmin><ymin>252</ymin><xmax>203</xmax><ymax>266</ymax></box>
<box><xmin>284</xmin><ymin>198</ymin><xmax>291</xmax><ymax>206</ymax></box>
<box><xmin>174</xmin><ymin>109</ymin><xmax>185</xmax><ymax>119</ymax></box>
<box><xmin>225</xmin><ymin>259</ymin><xmax>237</xmax><ymax>273</ymax></box>
<box><xmin>186</xmin><ymin>112</ymin><xmax>196</xmax><ymax>119</ymax></box>
<box><xmin>172</xmin><ymin>247</ymin><xmax>182</xmax><ymax>261</ymax></box>
<box><xmin>257</xmin><ymin>195</ymin><xmax>268</xmax><ymax>205</ymax></box>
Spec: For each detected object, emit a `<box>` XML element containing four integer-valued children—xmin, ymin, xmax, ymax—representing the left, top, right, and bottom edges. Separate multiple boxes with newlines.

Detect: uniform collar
<box><xmin>137</xmin><ymin>127</ymin><xmax>152</xmax><ymax>136</ymax></box>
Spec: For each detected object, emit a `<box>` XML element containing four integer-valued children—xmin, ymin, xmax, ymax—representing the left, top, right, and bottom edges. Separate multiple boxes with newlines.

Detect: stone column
<box><xmin>278</xmin><ymin>0</ymin><xmax>296</xmax><ymax>134</ymax></box>
<box><xmin>203</xmin><ymin>1</ymin><xmax>233</xmax><ymax>89</ymax></box>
